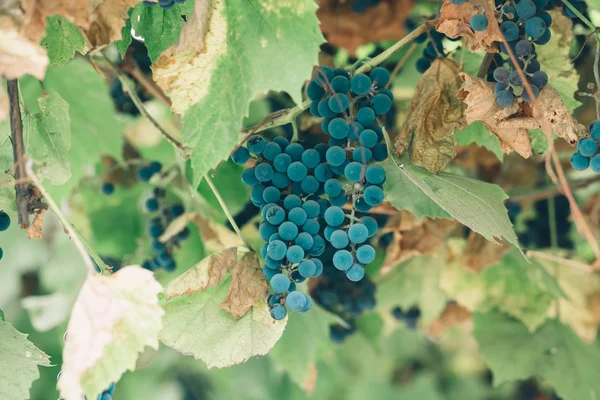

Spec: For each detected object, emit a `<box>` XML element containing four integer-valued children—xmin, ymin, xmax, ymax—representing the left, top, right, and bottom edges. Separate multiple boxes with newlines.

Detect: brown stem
<box><xmin>120</xmin><ymin>50</ymin><xmax>172</xmax><ymax>107</ymax></box>
<box><xmin>7</xmin><ymin>80</ymin><xmax>30</xmax><ymax>228</ymax></box>
<box><xmin>477</xmin><ymin>52</ymin><xmax>495</xmax><ymax>79</ymax></box>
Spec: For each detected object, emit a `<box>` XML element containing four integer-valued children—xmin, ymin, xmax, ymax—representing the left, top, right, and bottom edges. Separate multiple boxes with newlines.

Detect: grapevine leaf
<box><xmin>386</xmin><ymin>161</ymin><xmax>520</xmax><ymax>249</ymax></box>
<box><xmin>269</xmin><ymin>305</ymin><xmax>338</xmax><ymax>390</ymax></box>
<box><xmin>115</xmin><ymin>10</ymin><xmax>133</xmax><ymax>57</ymax></box>
<box><xmin>355</xmin><ymin>312</ymin><xmax>385</xmax><ymax>347</ymax></box>
<box><xmin>474</xmin><ymin>311</ymin><xmax>600</xmax><ymax>400</ymax></box>
<box><xmin>441</xmin><ymin>250</ymin><xmax>556</xmax><ymax>332</ymax></box>
<box><xmin>21</xmin><ymin>293</ymin><xmax>72</xmax><ymax>332</ymax></box>
<box><xmin>382</xmin><ymin>163</ymin><xmax>452</xmax><ymax>220</ymax></box>
<box><xmin>454</xmin><ymin>121</ymin><xmax>504</xmax><ymax>161</ymax></box>
<box><xmin>129</xmin><ymin>1</ymin><xmax>196</xmax><ymax>63</ymax></box>
<box><xmin>41</xmin><ymin>15</ymin><xmax>89</xmax><ymax>67</ymax></box>
<box><xmin>0</xmin><ymin>319</ymin><xmax>51</xmax><ymax>400</ymax></box>
<box><xmin>153</xmin><ymin>0</ymin><xmax>324</xmax><ymax>186</ymax></box>
<box><xmin>58</xmin><ymin>266</ymin><xmax>164</xmax><ymax>400</ymax></box>
<box><xmin>160</xmin><ymin>273</ymin><xmax>285</xmax><ymax>367</ymax></box>
<box><xmin>376</xmin><ymin>256</ymin><xmax>448</xmax><ymax>324</ymax></box>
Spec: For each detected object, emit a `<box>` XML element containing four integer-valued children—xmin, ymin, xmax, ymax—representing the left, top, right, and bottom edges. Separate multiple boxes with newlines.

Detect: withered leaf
<box><xmin>461</xmin><ymin>230</ymin><xmax>510</xmax><ymax>273</ymax></box>
<box><xmin>396</xmin><ymin>59</ymin><xmax>464</xmax><ymax>174</ymax></box>
<box><xmin>220</xmin><ymin>252</ymin><xmax>267</xmax><ymax>318</ymax></box>
<box><xmin>317</xmin><ymin>0</ymin><xmax>413</xmax><ymax>55</ymax></box>
<box><xmin>427</xmin><ymin>302</ymin><xmax>471</xmax><ymax>338</ymax></box>
<box><xmin>0</xmin><ymin>13</ymin><xmax>48</xmax><ymax>79</ymax></box>
<box><xmin>532</xmin><ymin>85</ymin><xmax>587</xmax><ymax>145</ymax></box>
<box><xmin>436</xmin><ymin>0</ymin><xmax>503</xmax><ymax>52</ymax></box>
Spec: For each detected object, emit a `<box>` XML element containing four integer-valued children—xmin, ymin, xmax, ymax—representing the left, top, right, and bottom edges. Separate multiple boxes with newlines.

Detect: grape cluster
<box><xmin>492</xmin><ymin>0</ymin><xmax>552</xmax><ymax>107</ymax></box>
<box><xmin>311</xmin><ymin>263</ymin><xmax>376</xmax><ymax>343</ymax></box>
<box><xmin>405</xmin><ymin>20</ymin><xmax>450</xmax><ymax>74</ymax></box>
<box><xmin>392</xmin><ymin>306</ymin><xmax>421</xmax><ymax>329</ymax></box>
<box><xmin>0</xmin><ymin>211</ymin><xmax>9</xmax><ymax>261</ymax></box>
<box><xmin>570</xmin><ymin>120</ymin><xmax>600</xmax><ymax>173</ymax></box>
<box><xmin>143</xmin><ymin>0</ymin><xmax>186</xmax><ymax>9</ymax></box>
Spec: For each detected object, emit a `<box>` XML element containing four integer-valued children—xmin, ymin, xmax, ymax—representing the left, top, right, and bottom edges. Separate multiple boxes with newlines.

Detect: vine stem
<box><xmin>7</xmin><ymin>80</ymin><xmax>30</xmax><ymax>228</ymax></box>
<box><xmin>203</xmin><ymin>174</ymin><xmax>251</xmax><ymax>250</ymax></box>
<box><xmin>25</xmin><ymin>160</ymin><xmax>106</xmax><ymax>275</ymax></box>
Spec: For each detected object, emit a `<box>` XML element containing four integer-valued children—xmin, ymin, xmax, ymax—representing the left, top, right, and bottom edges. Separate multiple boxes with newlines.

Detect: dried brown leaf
<box><xmin>436</xmin><ymin>0</ymin><xmax>502</xmax><ymax>52</ymax></box>
<box><xmin>0</xmin><ymin>15</ymin><xmax>48</xmax><ymax>79</ymax></box>
<box><xmin>27</xmin><ymin>208</ymin><xmax>46</xmax><ymax>239</ymax></box>
<box><xmin>85</xmin><ymin>0</ymin><xmax>139</xmax><ymax>48</ymax></box>
<box><xmin>317</xmin><ymin>0</ymin><xmax>413</xmax><ymax>55</ymax></box>
<box><xmin>396</xmin><ymin>59</ymin><xmax>463</xmax><ymax>173</ymax></box>
<box><xmin>461</xmin><ymin>231</ymin><xmax>509</xmax><ymax>273</ymax></box>
<box><xmin>427</xmin><ymin>302</ymin><xmax>471</xmax><ymax>338</ymax></box>
<box><xmin>532</xmin><ymin>85</ymin><xmax>587</xmax><ymax>145</ymax></box>
<box><xmin>221</xmin><ymin>251</ymin><xmax>267</xmax><ymax>318</ymax></box>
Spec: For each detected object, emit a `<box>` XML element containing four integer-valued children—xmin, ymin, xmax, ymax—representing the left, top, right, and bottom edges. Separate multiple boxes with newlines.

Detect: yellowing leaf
<box><xmin>58</xmin><ymin>267</ymin><xmax>164</xmax><ymax>400</ymax></box>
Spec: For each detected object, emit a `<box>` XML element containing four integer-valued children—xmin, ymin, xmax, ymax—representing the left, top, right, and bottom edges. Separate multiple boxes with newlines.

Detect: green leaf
<box><xmin>382</xmin><ymin>163</ymin><xmax>452</xmax><ymax>220</ymax></box>
<box><xmin>0</xmin><ymin>319</ymin><xmax>52</xmax><ymax>400</ymax></box>
<box><xmin>454</xmin><ymin>121</ymin><xmax>504</xmax><ymax>161</ymax></box>
<box><xmin>115</xmin><ymin>10</ymin><xmax>133</xmax><ymax>57</ymax></box>
<box><xmin>441</xmin><ymin>249</ymin><xmax>555</xmax><ymax>331</ymax></box>
<box><xmin>269</xmin><ymin>305</ymin><xmax>337</xmax><ymax>389</ymax></box>
<box><xmin>41</xmin><ymin>15</ymin><xmax>88</xmax><ymax>67</ymax></box>
<box><xmin>355</xmin><ymin>312</ymin><xmax>384</xmax><ymax>347</ymax></box>
<box><xmin>197</xmin><ymin>160</ymin><xmax>250</xmax><ymax>221</ymax></box>
<box><xmin>376</xmin><ymin>256</ymin><xmax>447</xmax><ymax>324</ymax></box>
<box><xmin>58</xmin><ymin>267</ymin><xmax>164</xmax><ymax>400</ymax></box>
<box><xmin>386</xmin><ymin>162</ymin><xmax>520</xmax><ymax>249</ymax></box>
<box><xmin>130</xmin><ymin>0</ymin><xmax>196</xmax><ymax>62</ymax></box>
<box><xmin>474</xmin><ymin>311</ymin><xmax>600</xmax><ymax>400</ymax></box>
<box><xmin>155</xmin><ymin>0</ymin><xmax>324</xmax><ymax>187</ymax></box>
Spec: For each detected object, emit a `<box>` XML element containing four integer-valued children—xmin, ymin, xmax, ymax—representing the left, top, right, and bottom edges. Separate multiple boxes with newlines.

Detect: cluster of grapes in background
<box><xmin>0</xmin><ymin>211</ymin><xmax>10</xmax><ymax>261</ymax></box>
<box><xmin>405</xmin><ymin>20</ymin><xmax>451</xmax><ymax>74</ymax></box>
<box><xmin>392</xmin><ymin>306</ymin><xmax>422</xmax><ymax>329</ymax></box>
<box><xmin>142</xmin><ymin>0</ymin><xmax>186</xmax><ymax>10</ymax></box>
<box><xmin>490</xmin><ymin>0</ymin><xmax>552</xmax><ymax>107</ymax></box>
<box><xmin>571</xmin><ymin>120</ymin><xmax>600</xmax><ymax>173</ymax></box>
<box><xmin>232</xmin><ymin>66</ymin><xmax>391</xmax><ymax>320</ymax></box>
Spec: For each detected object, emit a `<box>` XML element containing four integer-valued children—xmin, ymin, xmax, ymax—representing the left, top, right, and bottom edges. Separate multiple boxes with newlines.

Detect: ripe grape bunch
<box><xmin>233</xmin><ymin>65</ymin><xmax>391</xmax><ymax>320</ymax></box>
<box><xmin>143</xmin><ymin>0</ymin><xmax>186</xmax><ymax>10</ymax></box>
<box><xmin>490</xmin><ymin>0</ymin><xmax>552</xmax><ymax>107</ymax></box>
<box><xmin>570</xmin><ymin>120</ymin><xmax>600</xmax><ymax>173</ymax></box>
<box><xmin>0</xmin><ymin>211</ymin><xmax>10</xmax><ymax>261</ymax></box>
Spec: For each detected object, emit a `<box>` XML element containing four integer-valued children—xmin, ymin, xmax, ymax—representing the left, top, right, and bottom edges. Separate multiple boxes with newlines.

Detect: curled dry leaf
<box><xmin>396</xmin><ymin>59</ymin><xmax>464</xmax><ymax>174</ymax></box>
<box><xmin>461</xmin><ymin>230</ymin><xmax>509</xmax><ymax>273</ymax></box>
<box><xmin>27</xmin><ymin>208</ymin><xmax>46</xmax><ymax>239</ymax></box>
<box><xmin>532</xmin><ymin>86</ymin><xmax>587</xmax><ymax>145</ymax></box>
<box><xmin>436</xmin><ymin>0</ymin><xmax>502</xmax><ymax>52</ymax></box>
<box><xmin>317</xmin><ymin>0</ymin><xmax>413</xmax><ymax>55</ymax></box>
<box><xmin>166</xmin><ymin>247</ymin><xmax>268</xmax><ymax>318</ymax></box>
<box><xmin>58</xmin><ymin>266</ymin><xmax>164</xmax><ymax>400</ymax></box>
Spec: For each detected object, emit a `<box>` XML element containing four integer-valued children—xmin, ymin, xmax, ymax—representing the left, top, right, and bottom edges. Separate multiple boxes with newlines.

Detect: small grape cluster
<box><xmin>312</xmin><ymin>263</ymin><xmax>376</xmax><ymax>343</ymax></box>
<box><xmin>491</xmin><ymin>0</ymin><xmax>552</xmax><ymax>107</ymax></box>
<box><xmin>405</xmin><ymin>20</ymin><xmax>450</xmax><ymax>74</ymax></box>
<box><xmin>392</xmin><ymin>306</ymin><xmax>421</xmax><ymax>329</ymax></box>
<box><xmin>143</xmin><ymin>0</ymin><xmax>186</xmax><ymax>10</ymax></box>
<box><xmin>559</xmin><ymin>0</ymin><xmax>588</xmax><ymax>19</ymax></box>
<box><xmin>570</xmin><ymin>120</ymin><xmax>600</xmax><ymax>173</ymax></box>
<box><xmin>0</xmin><ymin>211</ymin><xmax>9</xmax><ymax>261</ymax></box>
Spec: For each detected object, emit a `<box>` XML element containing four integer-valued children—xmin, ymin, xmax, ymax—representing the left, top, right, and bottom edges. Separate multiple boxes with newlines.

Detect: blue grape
<box><xmin>151</xmin><ymin>241</ymin><xmax>165</xmax><ymax>253</ymax></box>
<box><xmin>329</xmin><ymin>118</ymin><xmax>350</xmax><ymax>139</ymax></box>
<box><xmin>325</xmin><ymin>206</ymin><xmax>345</xmax><ymax>227</ymax></box>
<box><xmin>302</xmin><ymin>219</ymin><xmax>320</xmax><ymax>235</ymax></box>
<box><xmin>331</xmin><ymin>161</ymin><xmax>348</xmax><ymax>176</ymax></box>
<box><xmin>326</xmin><ymin>146</ymin><xmax>347</xmax><ymax>166</ymax></box>
<box><xmin>359</xmin><ymin>129</ymin><xmax>379</xmax><ymax>148</ymax></box>
<box><xmin>356</xmin><ymin>245</ymin><xmax>376</xmax><ymax>264</ymax></box>
<box><xmin>470</xmin><ymin>14</ymin><xmax>488</xmax><ymax>31</ymax></box>
<box><xmin>591</xmin><ymin>120</ymin><xmax>600</xmax><ymax>139</ymax></box>
<box><xmin>348</xmin><ymin>223</ymin><xmax>368</xmax><ymax>244</ymax></box>
<box><xmin>500</xmin><ymin>21</ymin><xmax>519</xmax><ymax>42</ymax></box>
<box><xmin>307</xmin><ymin>80</ymin><xmax>325</xmax><ymax>100</ymax></box>
<box><xmin>285</xmin><ymin>143</ymin><xmax>305</xmax><ymax>161</ymax></box>
<box><xmin>148</xmin><ymin>220</ymin><xmax>164</xmax><ymax>238</ymax></box>
<box><xmin>287</xmin><ymin>162</ymin><xmax>308</xmax><ymax>182</ymax></box>
<box><xmin>330</xmin><ymin>230</ymin><xmax>350</xmax><ymax>249</ymax></box>
<box><xmin>531</xmin><ymin>71</ymin><xmax>548</xmax><ymax>88</ymax></box>
<box><xmin>231</xmin><ymin>146</ymin><xmax>250</xmax><ymax>164</ymax></box>
<box><xmin>333</xmin><ymin>250</ymin><xmax>353</xmax><ymax>271</ymax></box>
<box><xmin>591</xmin><ymin>154</ymin><xmax>600</xmax><ymax>173</ymax></box>
<box><xmin>270</xmin><ymin>304</ymin><xmax>287</xmax><ymax>320</ymax></box>
<box><xmin>318</xmin><ymin>99</ymin><xmax>337</xmax><ymax>118</ymax></box>
<box><xmin>301</xmin><ymin>149</ymin><xmax>321</xmax><ymax>169</ymax></box>
<box><xmin>365</xmin><ymin>164</ymin><xmax>385</xmax><ymax>184</ymax></box>
<box><xmin>260</xmin><ymin>242</ymin><xmax>268</xmax><ymax>259</ymax></box>
<box><xmin>272</xmin><ymin>172</ymin><xmax>290</xmax><ymax>189</ymax></box>
<box><xmin>298</xmin><ymin>259</ymin><xmax>317</xmax><ymax>278</ymax></box>
<box><xmin>372</xmin><ymin>143</ymin><xmax>388</xmax><ymax>161</ymax></box>
<box><xmin>516</xmin><ymin>39</ymin><xmax>533</xmax><ymax>56</ymax></box>
<box><xmin>267</xmin><ymin>240</ymin><xmax>287</xmax><ymax>261</ymax></box>
<box><xmin>324</xmin><ymin>179</ymin><xmax>343</xmax><ymax>197</ymax></box>
<box><xmin>493</xmin><ymin>67</ymin><xmax>509</xmax><ymax>83</ymax></box>
<box><xmin>271</xmin><ymin>154</ymin><xmax>291</xmax><ymax>173</ymax></box>
<box><xmin>266</xmin><ymin>205</ymin><xmax>286</xmax><ymax>225</ymax></box>
<box><xmin>526</xmin><ymin>59</ymin><xmax>541</xmax><ymax>73</ymax></box>
<box><xmin>349</xmin><ymin>121</ymin><xmax>364</xmax><ymax>141</ymax></box>
<box><xmin>315</xmin><ymin>66</ymin><xmax>335</xmax><ymax>87</ymax></box>
<box><xmin>106</xmin><ymin>383</ymin><xmax>116</xmax><ymax>394</ymax></box>
<box><xmin>495</xmin><ymin>82</ymin><xmax>508</xmax><ymax>93</ymax></box>
<box><xmin>301</xmin><ymin>176</ymin><xmax>320</xmax><ymax>194</ymax></box>
<box><xmin>300</xmin><ymin>295</ymin><xmax>313</xmax><ymax>312</ymax></box>
<box><xmin>344</xmin><ymin>162</ymin><xmax>365</xmax><ymax>183</ymax></box>
<box><xmin>330</xmin><ymin>194</ymin><xmax>348</xmax><ymax>207</ymax></box>
<box><xmin>516</xmin><ymin>0</ymin><xmax>536</xmax><ymax>20</ymax></box>
<box><xmin>287</xmin><ymin>245</ymin><xmax>305</xmax><ymax>263</ymax></box>
<box><xmin>289</xmin><ymin>207</ymin><xmax>308</xmax><ymax>226</ymax></box>
<box><xmin>263</xmin><ymin>142</ymin><xmax>282</xmax><ymax>161</ymax></box>
<box><xmin>263</xmin><ymin>266</ymin><xmax>279</xmax><ymax>280</ymax></box>
<box><xmin>496</xmin><ymin>90</ymin><xmax>514</xmax><ymax>107</ymax></box>
<box><xmin>578</xmin><ymin>138</ymin><xmax>598</xmax><ymax>157</ymax></box>
<box><xmin>521</xmin><ymin>84</ymin><xmax>539</xmax><ymax>103</ymax></box>
<box><xmin>251</xmin><ymin>185</ymin><xmax>265</xmax><ymax>204</ymax></box>
<box><xmin>370</xmin><ymin>67</ymin><xmax>390</xmax><ymax>87</ymax></box>
<box><xmin>371</xmin><ymin>94</ymin><xmax>392</xmax><ymax>115</ymax></box>
<box><xmin>538</xmin><ymin>11</ymin><xmax>552</xmax><ymax>26</ymax></box>
<box><xmin>286</xmin><ymin>291</ymin><xmax>307</xmax><ymax>311</ymax></box>
<box><xmin>284</xmin><ymin>195</ymin><xmax>302</xmax><ymax>210</ymax></box>
<box><xmin>416</xmin><ymin>57</ymin><xmax>431</xmax><ymax>73</ymax></box>
<box><xmin>268</xmin><ymin>294</ymin><xmax>282</xmax><ymax>307</ymax></box>
<box><xmin>262</xmin><ymin>186</ymin><xmax>280</xmax><ymax>204</ymax></box>
<box><xmin>356</xmin><ymin>107</ymin><xmax>376</xmax><ymax>127</ymax></box>
<box><xmin>247</xmin><ymin>135</ymin><xmax>266</xmax><ymax>155</ymax></box>
<box><xmin>353</xmin><ymin>147</ymin><xmax>372</xmax><ymax>163</ymax></box>
<box><xmin>535</xmin><ymin>29</ymin><xmax>551</xmax><ymax>45</ymax></box>
<box><xmin>271</xmin><ymin>273</ymin><xmax>291</xmax><ymax>293</ymax></box>
<box><xmin>101</xmin><ymin>182</ymin><xmax>114</xmax><ymax>195</ymax></box>
<box><xmin>525</xmin><ymin>17</ymin><xmax>546</xmax><ymax>39</ymax></box>
<box><xmin>301</xmin><ymin>200</ymin><xmax>319</xmax><ymax>219</ymax></box>
<box><xmin>502</xmin><ymin>5</ymin><xmax>516</xmax><ymax>20</ymax></box>
<box><xmin>331</xmin><ymin>76</ymin><xmax>350</xmax><ymax>93</ymax></box>
<box><xmin>313</xmin><ymin>259</ymin><xmax>324</xmax><ymax>277</ymax></box>
<box><xmin>138</xmin><ymin>167</ymin><xmax>155</xmax><ymax>182</ymax></box>
<box><xmin>329</xmin><ymin>137</ymin><xmax>346</xmax><ymax>147</ymax></box>
<box><xmin>255</xmin><ymin>163</ymin><xmax>274</xmax><ymax>182</ymax></box>
<box><xmin>171</xmin><ymin>204</ymin><xmax>185</xmax><ymax>217</ymax></box>
<box><xmin>265</xmin><ymin>255</ymin><xmax>281</xmax><ymax>269</ymax></box>
<box><xmin>279</xmin><ymin>221</ymin><xmax>299</xmax><ymax>241</ymax></box>
<box><xmin>310</xmin><ymin>235</ymin><xmax>326</xmax><ymax>256</ymax></box>
<box><xmin>532</xmin><ymin>0</ymin><xmax>548</xmax><ymax>8</ymax></box>
<box><xmin>329</xmin><ymin>94</ymin><xmax>350</xmax><ymax>113</ymax></box>
<box><xmin>291</xmin><ymin>270</ymin><xmax>306</xmax><ymax>283</ymax></box>
<box><xmin>145</xmin><ymin>198</ymin><xmax>159</xmax><ymax>212</ymax></box>
<box><xmin>350</xmin><ymin>74</ymin><xmax>372</xmax><ymax>95</ymax></box>
<box><xmin>273</xmin><ymin>136</ymin><xmax>289</xmax><ymax>150</ymax></box>
<box><xmin>361</xmin><ymin>216</ymin><xmax>378</xmax><ymax>237</ymax></box>
<box><xmin>346</xmin><ymin>264</ymin><xmax>365</xmax><ymax>282</ymax></box>
<box><xmin>363</xmin><ymin>185</ymin><xmax>384</xmax><ymax>206</ymax></box>
<box><xmin>295</xmin><ymin>232</ymin><xmax>314</xmax><ymax>251</ymax></box>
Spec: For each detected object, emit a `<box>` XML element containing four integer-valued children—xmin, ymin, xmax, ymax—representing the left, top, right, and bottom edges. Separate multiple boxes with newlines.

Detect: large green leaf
<box><xmin>41</xmin><ymin>15</ymin><xmax>88</xmax><ymax>67</ymax></box>
<box><xmin>454</xmin><ymin>121</ymin><xmax>504</xmax><ymax>161</ymax></box>
<box><xmin>154</xmin><ymin>0</ymin><xmax>324</xmax><ymax>187</ymax></box>
<box><xmin>385</xmin><ymin>161</ymin><xmax>520</xmax><ymax>249</ymax></box>
<box><xmin>0</xmin><ymin>319</ymin><xmax>52</xmax><ymax>400</ymax></box>
<box><xmin>376</xmin><ymin>256</ymin><xmax>447</xmax><ymax>324</ymax></box>
<box><xmin>474</xmin><ymin>311</ymin><xmax>600</xmax><ymax>400</ymax></box>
